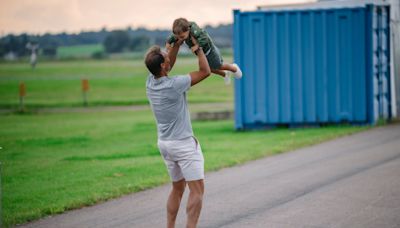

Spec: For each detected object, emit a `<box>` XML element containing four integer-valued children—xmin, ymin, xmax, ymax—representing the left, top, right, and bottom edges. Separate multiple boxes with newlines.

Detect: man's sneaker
<box><xmin>232</xmin><ymin>63</ymin><xmax>243</xmax><ymax>79</ymax></box>
<box><xmin>224</xmin><ymin>71</ymin><xmax>231</xmax><ymax>85</ymax></box>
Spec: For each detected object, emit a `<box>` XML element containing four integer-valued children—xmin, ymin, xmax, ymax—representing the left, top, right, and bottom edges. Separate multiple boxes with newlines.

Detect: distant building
<box><xmin>4</xmin><ymin>51</ymin><xmax>17</xmax><ymax>61</ymax></box>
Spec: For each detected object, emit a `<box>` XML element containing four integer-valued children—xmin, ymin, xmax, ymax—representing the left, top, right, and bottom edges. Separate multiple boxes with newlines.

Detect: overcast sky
<box><xmin>0</xmin><ymin>0</ymin><xmax>315</xmax><ymax>35</ymax></box>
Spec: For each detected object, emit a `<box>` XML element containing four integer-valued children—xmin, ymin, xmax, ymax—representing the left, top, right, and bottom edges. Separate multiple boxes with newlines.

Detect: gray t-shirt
<box><xmin>146</xmin><ymin>74</ymin><xmax>193</xmax><ymax>140</ymax></box>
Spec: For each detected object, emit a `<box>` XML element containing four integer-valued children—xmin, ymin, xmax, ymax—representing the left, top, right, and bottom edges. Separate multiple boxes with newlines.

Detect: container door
<box><xmin>235</xmin><ymin>13</ymin><xmax>268</xmax><ymax>127</ymax></box>
<box><xmin>372</xmin><ymin>5</ymin><xmax>391</xmax><ymax>121</ymax></box>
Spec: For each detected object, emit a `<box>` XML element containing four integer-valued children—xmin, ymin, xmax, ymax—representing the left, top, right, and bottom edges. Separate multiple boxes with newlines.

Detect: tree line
<box><xmin>0</xmin><ymin>24</ymin><xmax>232</xmax><ymax>59</ymax></box>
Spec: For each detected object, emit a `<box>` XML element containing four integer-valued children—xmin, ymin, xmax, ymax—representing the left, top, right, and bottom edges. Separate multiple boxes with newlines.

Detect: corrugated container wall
<box><xmin>233</xmin><ymin>4</ymin><xmax>391</xmax><ymax>129</ymax></box>
<box><xmin>390</xmin><ymin>0</ymin><xmax>400</xmax><ymax>118</ymax></box>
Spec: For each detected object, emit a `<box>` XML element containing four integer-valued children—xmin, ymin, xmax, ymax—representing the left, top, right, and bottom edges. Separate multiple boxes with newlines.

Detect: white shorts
<box><xmin>157</xmin><ymin>136</ymin><xmax>204</xmax><ymax>182</ymax></box>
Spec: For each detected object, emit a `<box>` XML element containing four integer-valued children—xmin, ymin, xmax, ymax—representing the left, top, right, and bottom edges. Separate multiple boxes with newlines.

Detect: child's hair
<box><xmin>172</xmin><ymin>18</ymin><xmax>190</xmax><ymax>35</ymax></box>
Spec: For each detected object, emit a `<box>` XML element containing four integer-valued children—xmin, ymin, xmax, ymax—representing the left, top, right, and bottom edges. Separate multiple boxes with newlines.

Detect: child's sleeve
<box><xmin>190</xmin><ymin>22</ymin><xmax>211</xmax><ymax>50</ymax></box>
<box><xmin>166</xmin><ymin>34</ymin><xmax>177</xmax><ymax>45</ymax></box>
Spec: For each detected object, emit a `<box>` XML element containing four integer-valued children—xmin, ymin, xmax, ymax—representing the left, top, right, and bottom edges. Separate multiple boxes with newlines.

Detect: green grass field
<box><xmin>0</xmin><ymin>109</ymin><xmax>369</xmax><ymax>227</ymax></box>
<box><xmin>0</xmin><ymin>54</ymin><xmax>372</xmax><ymax>227</ymax></box>
<box><xmin>57</xmin><ymin>44</ymin><xmax>104</xmax><ymax>59</ymax></box>
<box><xmin>0</xmin><ymin>56</ymin><xmax>233</xmax><ymax>109</ymax></box>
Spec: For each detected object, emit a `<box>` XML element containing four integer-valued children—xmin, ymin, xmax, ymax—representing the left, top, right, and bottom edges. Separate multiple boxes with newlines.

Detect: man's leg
<box><xmin>167</xmin><ymin>179</ymin><xmax>186</xmax><ymax>228</ymax></box>
<box><xmin>186</xmin><ymin>179</ymin><xmax>204</xmax><ymax>228</ymax></box>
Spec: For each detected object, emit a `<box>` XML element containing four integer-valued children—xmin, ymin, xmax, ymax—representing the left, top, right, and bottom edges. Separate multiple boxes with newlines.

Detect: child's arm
<box><xmin>165</xmin><ymin>34</ymin><xmax>177</xmax><ymax>52</ymax></box>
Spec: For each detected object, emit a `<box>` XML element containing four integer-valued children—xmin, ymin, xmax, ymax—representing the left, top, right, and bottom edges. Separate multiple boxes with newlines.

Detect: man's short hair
<box><xmin>173</xmin><ymin>18</ymin><xmax>190</xmax><ymax>35</ymax></box>
<box><xmin>145</xmin><ymin>46</ymin><xmax>164</xmax><ymax>76</ymax></box>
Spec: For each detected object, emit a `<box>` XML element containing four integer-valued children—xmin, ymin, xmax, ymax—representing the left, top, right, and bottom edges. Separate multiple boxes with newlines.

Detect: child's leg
<box><xmin>213</xmin><ymin>69</ymin><xmax>231</xmax><ymax>85</ymax></box>
<box><xmin>211</xmin><ymin>69</ymin><xmax>226</xmax><ymax>77</ymax></box>
<box><xmin>219</xmin><ymin>63</ymin><xmax>237</xmax><ymax>73</ymax></box>
<box><xmin>219</xmin><ymin>63</ymin><xmax>242</xmax><ymax>79</ymax></box>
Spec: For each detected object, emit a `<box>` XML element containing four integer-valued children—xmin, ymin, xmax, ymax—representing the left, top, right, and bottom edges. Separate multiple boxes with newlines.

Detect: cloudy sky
<box><xmin>0</xmin><ymin>0</ymin><xmax>315</xmax><ymax>35</ymax></box>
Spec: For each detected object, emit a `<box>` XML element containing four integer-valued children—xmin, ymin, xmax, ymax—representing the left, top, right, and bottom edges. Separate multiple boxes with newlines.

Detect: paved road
<box><xmin>19</xmin><ymin>124</ymin><xmax>400</xmax><ymax>228</ymax></box>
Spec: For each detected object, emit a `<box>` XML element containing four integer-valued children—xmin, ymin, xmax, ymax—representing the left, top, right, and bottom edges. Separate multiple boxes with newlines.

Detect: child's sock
<box><xmin>224</xmin><ymin>71</ymin><xmax>231</xmax><ymax>85</ymax></box>
<box><xmin>232</xmin><ymin>63</ymin><xmax>243</xmax><ymax>79</ymax></box>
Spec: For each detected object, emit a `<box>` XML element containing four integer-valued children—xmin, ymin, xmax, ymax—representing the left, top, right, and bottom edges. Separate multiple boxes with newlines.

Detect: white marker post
<box><xmin>26</xmin><ymin>42</ymin><xmax>39</xmax><ymax>69</ymax></box>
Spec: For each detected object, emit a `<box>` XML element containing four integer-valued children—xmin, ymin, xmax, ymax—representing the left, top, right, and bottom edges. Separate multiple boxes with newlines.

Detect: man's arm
<box><xmin>189</xmin><ymin>37</ymin><xmax>211</xmax><ymax>86</ymax></box>
<box><xmin>167</xmin><ymin>38</ymin><xmax>183</xmax><ymax>69</ymax></box>
<box><xmin>165</xmin><ymin>34</ymin><xmax>176</xmax><ymax>53</ymax></box>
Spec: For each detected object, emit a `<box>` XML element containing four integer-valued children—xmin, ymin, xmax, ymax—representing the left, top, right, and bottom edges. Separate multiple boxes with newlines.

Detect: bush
<box><xmin>91</xmin><ymin>50</ymin><xmax>107</xmax><ymax>59</ymax></box>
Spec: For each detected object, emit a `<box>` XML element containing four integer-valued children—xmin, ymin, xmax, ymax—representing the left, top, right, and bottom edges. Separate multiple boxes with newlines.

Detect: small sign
<box><xmin>19</xmin><ymin>82</ymin><xmax>26</xmax><ymax>97</ymax></box>
<box><xmin>82</xmin><ymin>79</ymin><xmax>89</xmax><ymax>92</ymax></box>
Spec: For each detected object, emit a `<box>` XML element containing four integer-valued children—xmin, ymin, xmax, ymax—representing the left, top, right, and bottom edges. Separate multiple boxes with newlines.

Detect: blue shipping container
<box><xmin>233</xmin><ymin>3</ymin><xmax>391</xmax><ymax>129</ymax></box>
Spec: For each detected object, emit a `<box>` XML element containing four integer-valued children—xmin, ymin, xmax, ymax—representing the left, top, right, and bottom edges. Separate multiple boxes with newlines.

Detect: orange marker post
<box><xmin>19</xmin><ymin>82</ymin><xmax>26</xmax><ymax>111</ymax></box>
<box><xmin>82</xmin><ymin>79</ymin><xmax>89</xmax><ymax>106</ymax></box>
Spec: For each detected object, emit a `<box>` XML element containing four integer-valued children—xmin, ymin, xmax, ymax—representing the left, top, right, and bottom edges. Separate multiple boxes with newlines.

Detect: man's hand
<box><xmin>165</xmin><ymin>38</ymin><xmax>183</xmax><ymax>53</ymax></box>
<box><xmin>191</xmin><ymin>44</ymin><xmax>199</xmax><ymax>54</ymax></box>
<box><xmin>189</xmin><ymin>36</ymin><xmax>211</xmax><ymax>86</ymax></box>
<box><xmin>176</xmin><ymin>38</ymin><xmax>184</xmax><ymax>46</ymax></box>
<box><xmin>165</xmin><ymin>42</ymin><xmax>172</xmax><ymax>53</ymax></box>
<box><xmin>191</xmin><ymin>36</ymin><xmax>198</xmax><ymax>45</ymax></box>
<box><xmin>190</xmin><ymin>36</ymin><xmax>200</xmax><ymax>54</ymax></box>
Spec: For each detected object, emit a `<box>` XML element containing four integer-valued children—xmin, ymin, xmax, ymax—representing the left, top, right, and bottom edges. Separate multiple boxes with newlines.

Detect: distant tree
<box><xmin>155</xmin><ymin>37</ymin><xmax>167</xmax><ymax>46</ymax></box>
<box><xmin>17</xmin><ymin>34</ymin><xmax>30</xmax><ymax>56</ymax></box>
<box><xmin>130</xmin><ymin>36</ymin><xmax>150</xmax><ymax>52</ymax></box>
<box><xmin>0</xmin><ymin>34</ymin><xmax>32</xmax><ymax>57</ymax></box>
<box><xmin>0</xmin><ymin>23</ymin><xmax>233</xmax><ymax>58</ymax></box>
<box><xmin>103</xmin><ymin>30</ymin><xmax>131</xmax><ymax>53</ymax></box>
<box><xmin>4</xmin><ymin>35</ymin><xmax>19</xmax><ymax>54</ymax></box>
<box><xmin>0</xmin><ymin>39</ymin><xmax>6</xmax><ymax>57</ymax></box>
<box><xmin>42</xmin><ymin>46</ymin><xmax>57</xmax><ymax>57</ymax></box>
<box><xmin>39</xmin><ymin>33</ymin><xmax>61</xmax><ymax>48</ymax></box>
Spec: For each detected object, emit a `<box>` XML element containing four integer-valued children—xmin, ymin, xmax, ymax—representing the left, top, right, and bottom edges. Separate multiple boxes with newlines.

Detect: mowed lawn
<box><xmin>0</xmin><ymin>56</ymin><xmax>233</xmax><ymax>109</ymax></box>
<box><xmin>57</xmin><ymin>44</ymin><xmax>104</xmax><ymax>59</ymax></box>
<box><xmin>0</xmin><ymin>109</ymin><xmax>369</xmax><ymax>227</ymax></box>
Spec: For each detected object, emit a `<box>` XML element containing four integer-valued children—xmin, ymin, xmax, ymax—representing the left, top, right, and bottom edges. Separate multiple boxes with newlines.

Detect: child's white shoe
<box><xmin>224</xmin><ymin>71</ymin><xmax>231</xmax><ymax>85</ymax></box>
<box><xmin>232</xmin><ymin>63</ymin><xmax>242</xmax><ymax>79</ymax></box>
